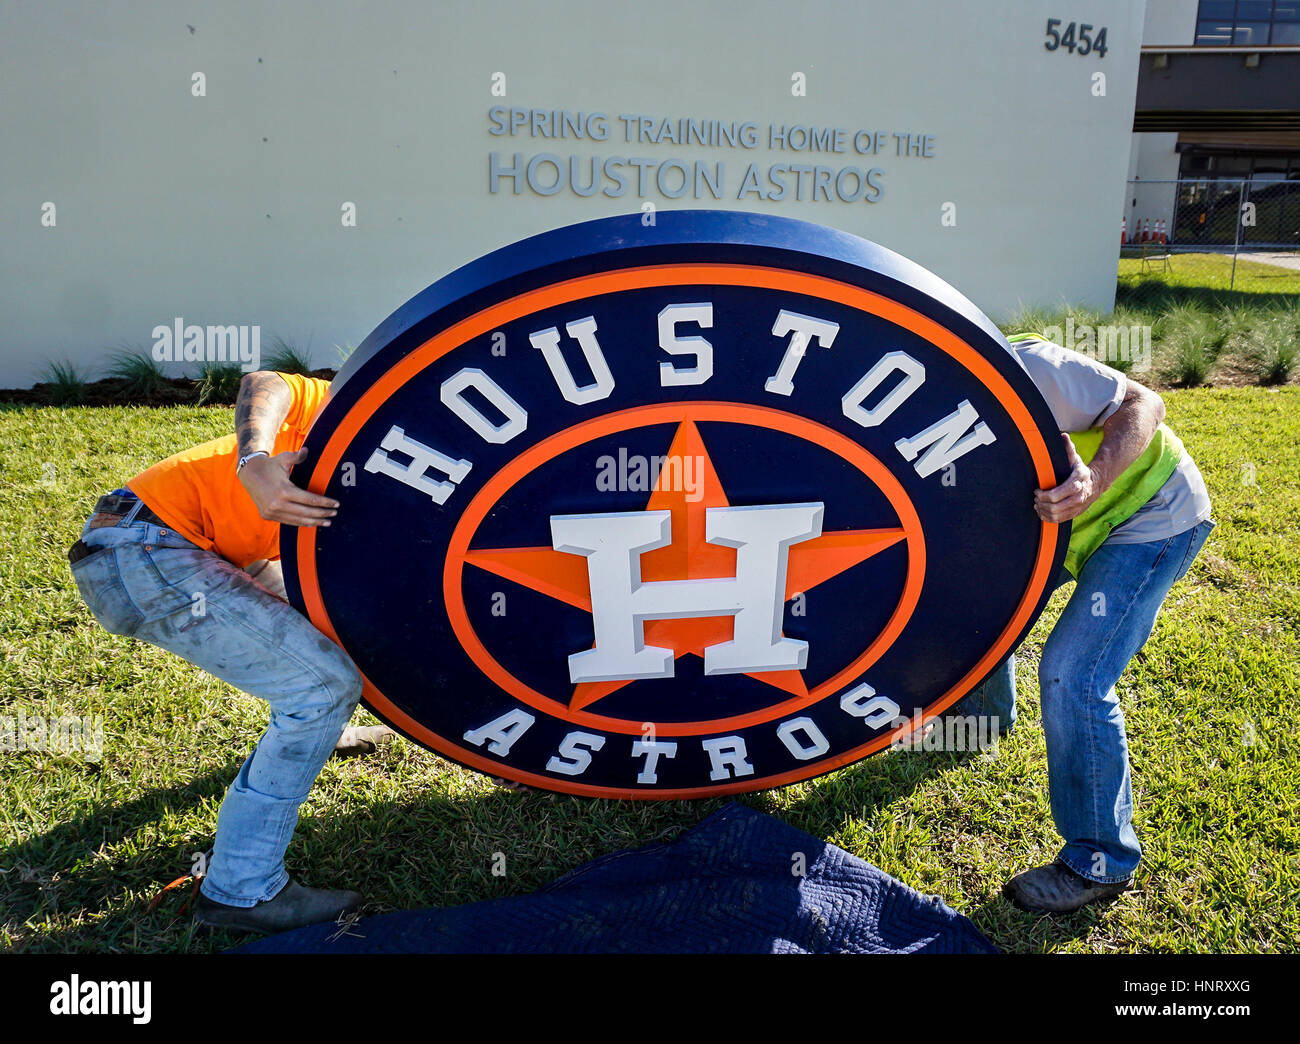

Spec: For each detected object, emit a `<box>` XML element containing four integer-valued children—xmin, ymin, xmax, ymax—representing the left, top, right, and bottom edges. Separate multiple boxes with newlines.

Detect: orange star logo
<box><xmin>462</xmin><ymin>418</ymin><xmax>905</xmax><ymax>713</ymax></box>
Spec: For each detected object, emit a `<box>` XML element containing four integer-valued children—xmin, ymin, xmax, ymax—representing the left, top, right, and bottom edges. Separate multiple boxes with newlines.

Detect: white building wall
<box><xmin>1126</xmin><ymin>133</ymin><xmax>1182</xmax><ymax>240</ymax></box>
<box><xmin>0</xmin><ymin>0</ymin><xmax>1146</xmax><ymax>387</ymax></box>
<box><xmin>1127</xmin><ymin>1</ymin><xmax>1198</xmax><ymax>240</ymax></box>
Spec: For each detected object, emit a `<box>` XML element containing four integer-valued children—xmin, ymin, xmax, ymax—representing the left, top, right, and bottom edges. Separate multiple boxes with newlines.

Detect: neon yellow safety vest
<box><xmin>1064</xmin><ymin>425</ymin><xmax>1184</xmax><ymax>576</ymax></box>
<box><xmin>1007</xmin><ymin>334</ymin><xmax>1184</xmax><ymax>576</ymax></box>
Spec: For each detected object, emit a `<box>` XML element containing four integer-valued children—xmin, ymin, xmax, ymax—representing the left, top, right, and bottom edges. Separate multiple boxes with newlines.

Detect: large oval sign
<box><xmin>284</xmin><ymin>210</ymin><xmax>1070</xmax><ymax>798</ymax></box>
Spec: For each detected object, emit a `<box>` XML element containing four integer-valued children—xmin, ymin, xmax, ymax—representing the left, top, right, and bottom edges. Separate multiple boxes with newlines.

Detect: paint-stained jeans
<box><xmin>69</xmin><ymin>510</ymin><xmax>362</xmax><ymax>907</ymax></box>
<box><xmin>956</xmin><ymin>518</ymin><xmax>1214</xmax><ymax>884</ymax></box>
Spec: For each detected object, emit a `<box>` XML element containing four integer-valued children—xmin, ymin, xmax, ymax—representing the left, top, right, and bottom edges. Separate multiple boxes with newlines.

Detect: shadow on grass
<box><xmin>5</xmin><ymin>741</ymin><xmax>1084</xmax><ymax>953</ymax></box>
<box><xmin>5</xmin><ymin>739</ymin><xmax>971</xmax><ymax>952</ymax></box>
<box><xmin>0</xmin><ymin>758</ymin><xmax>245</xmax><ymax>953</ymax></box>
<box><xmin>1116</xmin><ymin>281</ymin><xmax>1300</xmax><ymax>313</ymax></box>
<box><xmin>966</xmin><ymin>891</ymin><xmax>1113</xmax><ymax>951</ymax></box>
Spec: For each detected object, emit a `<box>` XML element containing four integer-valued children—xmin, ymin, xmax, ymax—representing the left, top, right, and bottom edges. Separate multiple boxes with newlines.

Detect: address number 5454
<box><xmin>1045</xmin><ymin>18</ymin><xmax>1109</xmax><ymax>57</ymax></box>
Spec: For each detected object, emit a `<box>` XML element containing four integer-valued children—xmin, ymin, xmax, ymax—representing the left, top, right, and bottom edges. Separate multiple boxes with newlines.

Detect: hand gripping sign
<box><xmin>283</xmin><ymin>211</ymin><xmax>1070</xmax><ymax>798</ymax></box>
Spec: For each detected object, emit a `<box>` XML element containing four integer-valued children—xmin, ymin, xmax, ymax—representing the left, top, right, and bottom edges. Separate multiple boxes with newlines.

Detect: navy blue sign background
<box><xmin>284</xmin><ymin>211</ymin><xmax>1070</xmax><ymax>798</ymax></box>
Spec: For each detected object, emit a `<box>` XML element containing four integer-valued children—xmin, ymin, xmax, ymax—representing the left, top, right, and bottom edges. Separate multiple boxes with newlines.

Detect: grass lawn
<box><xmin>1006</xmin><ymin>253</ymin><xmax>1300</xmax><ymax>390</ymax></box>
<box><xmin>1</xmin><ymin>389</ymin><xmax>1297</xmax><ymax>954</ymax></box>
<box><xmin>1118</xmin><ymin>252</ymin><xmax>1300</xmax><ymax>300</ymax></box>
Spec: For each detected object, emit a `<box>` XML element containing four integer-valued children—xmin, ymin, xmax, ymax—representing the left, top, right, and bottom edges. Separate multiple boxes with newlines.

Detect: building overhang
<box><xmin>1135</xmin><ymin>47</ymin><xmax>1300</xmax><ymax>131</ymax></box>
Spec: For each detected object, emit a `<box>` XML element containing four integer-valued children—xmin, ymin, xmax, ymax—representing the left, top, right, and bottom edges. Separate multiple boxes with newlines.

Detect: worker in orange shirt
<box><xmin>68</xmin><ymin>371</ymin><xmax>392</xmax><ymax>934</ymax></box>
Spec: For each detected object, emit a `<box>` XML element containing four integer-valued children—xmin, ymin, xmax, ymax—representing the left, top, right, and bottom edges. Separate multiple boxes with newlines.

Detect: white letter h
<box><xmin>550</xmin><ymin>503</ymin><xmax>823</xmax><ymax>683</ymax></box>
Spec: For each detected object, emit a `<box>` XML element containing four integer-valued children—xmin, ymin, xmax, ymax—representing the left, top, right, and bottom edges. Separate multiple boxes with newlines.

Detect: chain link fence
<box><xmin>1027</xmin><ymin>178</ymin><xmax>1300</xmax><ymax>388</ymax></box>
<box><xmin>1119</xmin><ymin>177</ymin><xmax>1300</xmax><ymax>303</ymax></box>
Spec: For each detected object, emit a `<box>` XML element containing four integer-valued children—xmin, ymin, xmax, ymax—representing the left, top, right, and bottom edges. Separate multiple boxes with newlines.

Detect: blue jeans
<box><xmin>69</xmin><ymin>502</ymin><xmax>363</xmax><ymax>907</ymax></box>
<box><xmin>957</xmin><ymin>519</ymin><xmax>1214</xmax><ymax>883</ymax></box>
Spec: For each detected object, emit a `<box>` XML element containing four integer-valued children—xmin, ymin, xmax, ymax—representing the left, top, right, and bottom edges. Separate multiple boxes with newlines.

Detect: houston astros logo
<box><xmin>284</xmin><ymin>210</ymin><xmax>1069</xmax><ymax>798</ymax></box>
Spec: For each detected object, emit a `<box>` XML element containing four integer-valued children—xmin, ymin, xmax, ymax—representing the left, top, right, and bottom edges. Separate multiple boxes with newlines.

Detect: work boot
<box><xmin>1003</xmin><ymin>861</ymin><xmax>1132</xmax><ymax>913</ymax></box>
<box><xmin>333</xmin><ymin>724</ymin><xmax>397</xmax><ymax>757</ymax></box>
<box><xmin>194</xmin><ymin>878</ymin><xmax>363</xmax><ymax>934</ymax></box>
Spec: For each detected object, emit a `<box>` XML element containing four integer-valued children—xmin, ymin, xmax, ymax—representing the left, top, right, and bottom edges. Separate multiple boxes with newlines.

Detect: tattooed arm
<box><xmin>1034</xmin><ymin>377</ymin><xmax>1165</xmax><ymax>524</ymax></box>
<box><xmin>234</xmin><ymin>371</ymin><xmax>339</xmax><ymax>527</ymax></box>
<box><xmin>235</xmin><ymin>370</ymin><xmax>292</xmax><ymax>458</ymax></box>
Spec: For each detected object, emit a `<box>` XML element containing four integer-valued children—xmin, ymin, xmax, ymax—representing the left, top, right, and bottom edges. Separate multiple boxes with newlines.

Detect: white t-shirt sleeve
<box><xmin>1013</xmin><ymin>338</ymin><xmax>1126</xmax><ymax>432</ymax></box>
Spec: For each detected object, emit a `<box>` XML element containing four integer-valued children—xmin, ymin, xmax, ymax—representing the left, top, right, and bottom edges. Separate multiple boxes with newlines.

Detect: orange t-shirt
<box><xmin>128</xmin><ymin>373</ymin><xmax>331</xmax><ymax>568</ymax></box>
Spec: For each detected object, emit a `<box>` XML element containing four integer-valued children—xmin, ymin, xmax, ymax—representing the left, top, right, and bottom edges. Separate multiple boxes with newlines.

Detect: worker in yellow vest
<box><xmin>956</xmin><ymin>333</ymin><xmax>1213</xmax><ymax>913</ymax></box>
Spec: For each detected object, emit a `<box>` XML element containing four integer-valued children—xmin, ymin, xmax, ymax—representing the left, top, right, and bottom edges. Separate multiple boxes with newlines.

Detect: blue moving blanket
<box><xmin>237</xmin><ymin>803</ymin><xmax>997</xmax><ymax>954</ymax></box>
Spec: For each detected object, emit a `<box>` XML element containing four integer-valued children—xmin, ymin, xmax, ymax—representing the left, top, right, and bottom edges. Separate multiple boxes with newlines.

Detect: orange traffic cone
<box><xmin>1121</xmin><ymin>216</ymin><xmax>1128</xmax><ymax>245</ymax></box>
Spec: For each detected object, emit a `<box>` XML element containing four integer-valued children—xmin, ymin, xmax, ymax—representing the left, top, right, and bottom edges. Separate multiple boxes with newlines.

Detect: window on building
<box><xmin>1252</xmin><ymin>155</ymin><xmax>1291</xmax><ymax>177</ymax></box>
<box><xmin>1195</xmin><ymin>0</ymin><xmax>1300</xmax><ymax>44</ymax></box>
<box><xmin>1178</xmin><ymin>150</ymin><xmax>1300</xmax><ymax>180</ymax></box>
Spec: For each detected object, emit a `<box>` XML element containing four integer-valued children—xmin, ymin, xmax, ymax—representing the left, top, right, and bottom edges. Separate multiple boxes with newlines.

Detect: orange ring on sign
<box><xmin>442</xmin><ymin>401</ymin><xmax>925</xmax><ymax>737</ymax></box>
<box><xmin>295</xmin><ymin>263</ymin><xmax>1062</xmax><ymax>798</ymax></box>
